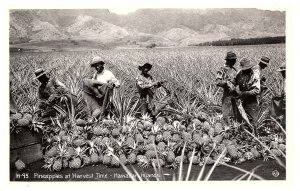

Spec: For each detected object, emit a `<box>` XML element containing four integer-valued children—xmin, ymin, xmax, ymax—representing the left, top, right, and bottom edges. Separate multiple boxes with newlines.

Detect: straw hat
<box><xmin>225</xmin><ymin>51</ymin><xmax>237</xmax><ymax>60</ymax></box>
<box><xmin>277</xmin><ymin>62</ymin><xmax>286</xmax><ymax>72</ymax></box>
<box><xmin>90</xmin><ymin>57</ymin><xmax>105</xmax><ymax>67</ymax></box>
<box><xmin>259</xmin><ymin>56</ymin><xmax>270</xmax><ymax>66</ymax></box>
<box><xmin>239</xmin><ymin>57</ymin><xmax>257</xmax><ymax>70</ymax></box>
<box><xmin>35</xmin><ymin>68</ymin><xmax>47</xmax><ymax>79</ymax></box>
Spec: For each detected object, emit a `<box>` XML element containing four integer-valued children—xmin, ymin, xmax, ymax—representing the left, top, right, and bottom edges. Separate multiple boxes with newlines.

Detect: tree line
<box><xmin>196</xmin><ymin>36</ymin><xmax>285</xmax><ymax>46</ymax></box>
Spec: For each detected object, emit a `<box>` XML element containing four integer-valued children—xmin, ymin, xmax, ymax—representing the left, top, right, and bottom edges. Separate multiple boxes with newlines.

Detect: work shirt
<box><xmin>92</xmin><ymin>69</ymin><xmax>120</xmax><ymax>87</ymax></box>
<box><xmin>253</xmin><ymin>65</ymin><xmax>267</xmax><ymax>105</ymax></box>
<box><xmin>216</xmin><ymin>65</ymin><xmax>237</xmax><ymax>118</ymax></box>
<box><xmin>234</xmin><ymin>69</ymin><xmax>260</xmax><ymax>106</ymax></box>
<box><xmin>136</xmin><ymin>73</ymin><xmax>155</xmax><ymax>99</ymax></box>
<box><xmin>38</xmin><ymin>78</ymin><xmax>67</xmax><ymax>100</ymax></box>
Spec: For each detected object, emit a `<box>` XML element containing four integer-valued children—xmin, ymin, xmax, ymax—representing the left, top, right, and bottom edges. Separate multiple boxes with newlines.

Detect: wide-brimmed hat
<box><xmin>90</xmin><ymin>57</ymin><xmax>105</xmax><ymax>67</ymax></box>
<box><xmin>277</xmin><ymin>62</ymin><xmax>286</xmax><ymax>72</ymax></box>
<box><xmin>138</xmin><ymin>63</ymin><xmax>152</xmax><ymax>70</ymax></box>
<box><xmin>239</xmin><ymin>57</ymin><xmax>257</xmax><ymax>70</ymax></box>
<box><xmin>35</xmin><ymin>68</ymin><xmax>47</xmax><ymax>79</ymax></box>
<box><xmin>225</xmin><ymin>51</ymin><xmax>237</xmax><ymax>60</ymax></box>
<box><xmin>259</xmin><ymin>56</ymin><xmax>270</xmax><ymax>66</ymax></box>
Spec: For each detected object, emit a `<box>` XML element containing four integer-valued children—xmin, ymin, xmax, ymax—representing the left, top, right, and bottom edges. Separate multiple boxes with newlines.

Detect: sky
<box><xmin>109</xmin><ymin>7</ymin><xmax>286</xmax><ymax>15</ymax></box>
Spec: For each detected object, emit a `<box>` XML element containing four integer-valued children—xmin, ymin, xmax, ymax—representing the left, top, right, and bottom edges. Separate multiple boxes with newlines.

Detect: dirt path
<box><xmin>10</xmin><ymin>158</ymin><xmax>285</xmax><ymax>181</ymax></box>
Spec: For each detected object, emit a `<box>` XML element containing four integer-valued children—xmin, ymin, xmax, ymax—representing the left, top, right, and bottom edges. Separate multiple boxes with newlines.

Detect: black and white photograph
<box><xmin>8</xmin><ymin>5</ymin><xmax>288</xmax><ymax>182</ymax></box>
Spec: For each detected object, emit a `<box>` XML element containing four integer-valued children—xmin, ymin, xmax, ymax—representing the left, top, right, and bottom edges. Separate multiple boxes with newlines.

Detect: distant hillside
<box><xmin>9</xmin><ymin>9</ymin><xmax>285</xmax><ymax>48</ymax></box>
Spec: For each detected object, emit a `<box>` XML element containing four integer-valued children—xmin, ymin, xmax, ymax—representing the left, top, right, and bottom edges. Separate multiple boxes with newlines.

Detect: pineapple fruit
<box><xmin>15</xmin><ymin>159</ymin><xmax>25</xmax><ymax>171</ymax></box>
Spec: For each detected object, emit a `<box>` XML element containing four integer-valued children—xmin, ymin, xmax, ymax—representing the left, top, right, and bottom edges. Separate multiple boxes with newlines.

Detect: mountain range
<box><xmin>9</xmin><ymin>9</ymin><xmax>285</xmax><ymax>49</ymax></box>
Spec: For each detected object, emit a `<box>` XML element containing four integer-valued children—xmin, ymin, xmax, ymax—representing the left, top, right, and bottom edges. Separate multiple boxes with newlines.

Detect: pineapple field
<box><xmin>10</xmin><ymin>44</ymin><xmax>286</xmax><ymax>181</ymax></box>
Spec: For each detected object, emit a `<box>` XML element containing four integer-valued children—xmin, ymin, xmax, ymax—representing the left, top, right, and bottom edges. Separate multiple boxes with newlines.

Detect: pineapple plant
<box><xmin>155</xmin><ymin>133</ymin><xmax>163</xmax><ymax>143</ymax></box>
<box><xmin>165</xmin><ymin>124</ymin><xmax>175</xmax><ymax>131</ymax></box>
<box><xmin>103</xmin><ymin>154</ymin><xmax>112</xmax><ymax>166</ymax></box>
<box><xmin>99</xmin><ymin>153</ymin><xmax>104</xmax><ymax>164</ymax></box>
<box><xmin>111</xmin><ymin>156</ymin><xmax>120</xmax><ymax>167</ymax></box>
<box><xmin>69</xmin><ymin>147</ymin><xmax>86</xmax><ymax>169</ymax></box>
<box><xmin>15</xmin><ymin>159</ymin><xmax>25</xmax><ymax>171</ymax></box>
<box><xmin>46</xmin><ymin>146</ymin><xmax>58</xmax><ymax>158</ymax></box>
<box><xmin>151</xmin><ymin>158</ymin><xmax>165</xmax><ymax>167</ymax></box>
<box><xmin>213</xmin><ymin>135</ymin><xmax>223</xmax><ymax>144</ymax></box>
<box><xmin>201</xmin><ymin>133</ymin><xmax>210</xmax><ymax>145</ymax></box>
<box><xmin>192</xmin><ymin>132</ymin><xmax>202</xmax><ymax>144</ymax></box>
<box><xmin>90</xmin><ymin>152</ymin><xmax>99</xmax><ymax>164</ymax></box>
<box><xmin>125</xmin><ymin>136</ymin><xmax>135</xmax><ymax>148</ymax></box>
<box><xmin>203</xmin><ymin>121</ymin><xmax>211</xmax><ymax>132</ymax></box>
<box><xmin>208</xmin><ymin>127</ymin><xmax>215</xmax><ymax>137</ymax></box>
<box><xmin>76</xmin><ymin>118</ymin><xmax>86</xmax><ymax>127</ymax></box>
<box><xmin>101</xmin><ymin>128</ymin><xmax>111</xmax><ymax>136</ymax></box>
<box><xmin>192</xmin><ymin>118</ymin><xmax>202</xmax><ymax>128</ymax></box>
<box><xmin>103</xmin><ymin>119</ymin><xmax>116</xmax><ymax>130</ymax></box>
<box><xmin>66</xmin><ymin>147</ymin><xmax>75</xmax><ymax>157</ymax></box>
<box><xmin>143</xmin><ymin>121</ymin><xmax>153</xmax><ymax>131</ymax></box>
<box><xmin>163</xmin><ymin>131</ymin><xmax>172</xmax><ymax>141</ymax></box>
<box><xmin>144</xmin><ymin>143</ymin><xmax>156</xmax><ymax>151</ymax></box>
<box><xmin>278</xmin><ymin>144</ymin><xmax>286</xmax><ymax>152</ymax></box>
<box><xmin>86</xmin><ymin>140</ymin><xmax>100</xmax><ymax>164</ymax></box>
<box><xmin>93</xmin><ymin>125</ymin><xmax>102</xmax><ymax>136</ymax></box>
<box><xmin>172</xmin><ymin>133</ymin><xmax>181</xmax><ymax>142</ymax></box>
<box><xmin>203</xmin><ymin>156</ymin><xmax>215</xmax><ymax>165</ymax></box>
<box><xmin>271</xmin><ymin>149</ymin><xmax>282</xmax><ymax>157</ymax></box>
<box><xmin>188</xmin><ymin>155</ymin><xmax>199</xmax><ymax>165</ymax></box>
<box><xmin>112</xmin><ymin>128</ymin><xmax>120</xmax><ymax>137</ymax></box>
<box><xmin>143</xmin><ymin>130</ymin><xmax>151</xmax><ymax>138</ymax></box>
<box><xmin>53</xmin><ymin>159</ymin><xmax>62</xmax><ymax>171</ymax></box>
<box><xmin>145</xmin><ymin>150</ymin><xmax>156</xmax><ymax>159</ymax></box>
<box><xmin>23</xmin><ymin>113</ymin><xmax>33</xmax><ymax>122</ymax></box>
<box><xmin>166</xmin><ymin>151</ymin><xmax>175</xmax><ymax>163</ymax></box>
<box><xmin>62</xmin><ymin>159</ymin><xmax>69</xmax><ymax>168</ymax></box>
<box><xmin>69</xmin><ymin>157</ymin><xmax>82</xmax><ymax>169</ymax></box>
<box><xmin>73</xmin><ymin>138</ymin><xmax>85</xmax><ymax>147</ymax></box>
<box><xmin>17</xmin><ymin>118</ymin><xmax>30</xmax><ymax>127</ymax></box>
<box><xmin>182</xmin><ymin>131</ymin><xmax>192</xmax><ymax>141</ymax></box>
<box><xmin>93</xmin><ymin>137</ymin><xmax>103</xmax><ymax>146</ymax></box>
<box><xmin>244</xmin><ymin>151</ymin><xmax>254</xmax><ymax>160</ymax></box>
<box><xmin>128</xmin><ymin>152</ymin><xmax>137</xmax><ymax>164</ymax></box>
<box><xmin>270</xmin><ymin>141</ymin><xmax>278</xmax><ymax>149</ymax></box>
<box><xmin>250</xmin><ymin>147</ymin><xmax>261</xmax><ymax>158</ymax></box>
<box><xmin>11</xmin><ymin>113</ymin><xmax>23</xmax><ymax>121</ymax></box>
<box><xmin>157</xmin><ymin>142</ymin><xmax>166</xmax><ymax>151</ymax></box>
<box><xmin>226</xmin><ymin>144</ymin><xmax>239</xmax><ymax>159</ymax></box>
<box><xmin>135</xmin><ymin>133</ymin><xmax>144</xmax><ymax>143</ymax></box>
<box><xmin>214</xmin><ymin>122</ymin><xmax>223</xmax><ymax>135</ymax></box>
<box><xmin>156</xmin><ymin>117</ymin><xmax>166</xmax><ymax>127</ymax></box>
<box><xmin>119</xmin><ymin>154</ymin><xmax>128</xmax><ymax>165</ymax></box>
<box><xmin>137</xmin><ymin>155</ymin><xmax>151</xmax><ymax>168</ymax></box>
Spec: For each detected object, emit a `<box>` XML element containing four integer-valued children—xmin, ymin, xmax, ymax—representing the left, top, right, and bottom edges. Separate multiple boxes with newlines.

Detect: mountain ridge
<box><xmin>9</xmin><ymin>9</ymin><xmax>285</xmax><ymax>48</ymax></box>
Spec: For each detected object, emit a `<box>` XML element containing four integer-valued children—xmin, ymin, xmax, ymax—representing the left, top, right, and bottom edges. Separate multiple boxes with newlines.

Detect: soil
<box><xmin>10</xmin><ymin>158</ymin><xmax>286</xmax><ymax>181</ymax></box>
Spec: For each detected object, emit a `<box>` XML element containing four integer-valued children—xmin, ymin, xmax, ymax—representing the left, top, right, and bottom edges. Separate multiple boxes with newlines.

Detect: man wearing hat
<box><xmin>82</xmin><ymin>57</ymin><xmax>120</xmax><ymax>119</ymax></box>
<box><xmin>35</xmin><ymin>68</ymin><xmax>74</xmax><ymax>118</ymax></box>
<box><xmin>216</xmin><ymin>51</ymin><xmax>240</xmax><ymax>123</ymax></box>
<box><xmin>270</xmin><ymin>62</ymin><xmax>286</xmax><ymax>127</ymax></box>
<box><xmin>254</xmin><ymin>56</ymin><xmax>270</xmax><ymax>106</ymax></box>
<box><xmin>136</xmin><ymin>63</ymin><xmax>166</xmax><ymax>116</ymax></box>
<box><xmin>234</xmin><ymin>57</ymin><xmax>260</xmax><ymax>124</ymax></box>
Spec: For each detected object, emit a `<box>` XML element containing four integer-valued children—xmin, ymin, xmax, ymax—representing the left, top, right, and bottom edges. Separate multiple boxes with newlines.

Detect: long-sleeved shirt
<box><xmin>234</xmin><ymin>69</ymin><xmax>260</xmax><ymax>105</ymax></box>
<box><xmin>38</xmin><ymin>78</ymin><xmax>68</xmax><ymax>100</ymax></box>
<box><xmin>136</xmin><ymin>73</ymin><xmax>156</xmax><ymax>99</ymax></box>
<box><xmin>92</xmin><ymin>69</ymin><xmax>120</xmax><ymax>87</ymax></box>
<box><xmin>216</xmin><ymin>65</ymin><xmax>237</xmax><ymax>97</ymax></box>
